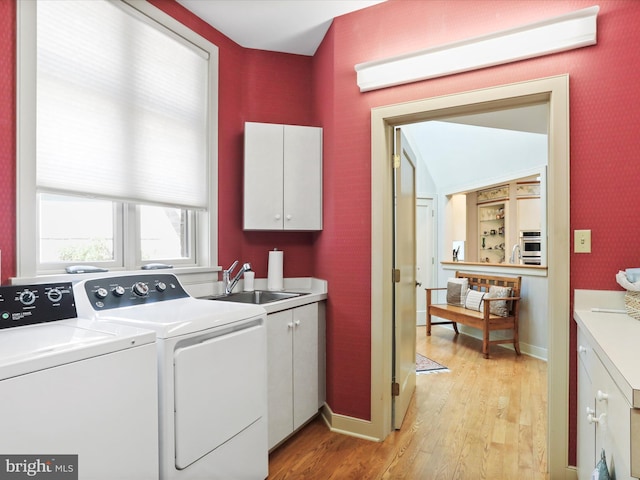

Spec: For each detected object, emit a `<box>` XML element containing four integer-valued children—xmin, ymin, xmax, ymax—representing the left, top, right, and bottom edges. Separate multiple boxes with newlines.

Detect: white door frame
<box><xmin>367</xmin><ymin>76</ymin><xmax>571</xmax><ymax>477</ymax></box>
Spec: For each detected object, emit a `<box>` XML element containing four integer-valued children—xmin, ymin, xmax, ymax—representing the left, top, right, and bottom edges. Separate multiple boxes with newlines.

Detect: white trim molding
<box><xmin>355</xmin><ymin>6</ymin><xmax>598</xmax><ymax>92</ymax></box>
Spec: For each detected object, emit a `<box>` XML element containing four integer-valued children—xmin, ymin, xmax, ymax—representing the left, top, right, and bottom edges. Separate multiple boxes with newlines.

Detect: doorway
<box><xmin>416</xmin><ymin>197</ymin><xmax>435</xmax><ymax>326</ymax></box>
<box><xmin>369</xmin><ymin>76</ymin><xmax>570</xmax><ymax>477</ymax></box>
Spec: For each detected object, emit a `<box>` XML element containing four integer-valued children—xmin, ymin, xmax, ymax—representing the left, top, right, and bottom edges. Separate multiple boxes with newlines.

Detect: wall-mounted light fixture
<box><xmin>355</xmin><ymin>5</ymin><xmax>599</xmax><ymax>92</ymax></box>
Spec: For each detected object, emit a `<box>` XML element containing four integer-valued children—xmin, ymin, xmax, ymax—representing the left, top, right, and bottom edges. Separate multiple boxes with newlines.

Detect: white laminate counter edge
<box><xmin>574</xmin><ymin>289</ymin><xmax>640</xmax><ymax>408</ymax></box>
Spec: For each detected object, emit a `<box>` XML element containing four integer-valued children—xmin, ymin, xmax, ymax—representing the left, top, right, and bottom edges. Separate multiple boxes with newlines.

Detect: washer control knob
<box><xmin>156</xmin><ymin>282</ymin><xmax>167</xmax><ymax>292</ymax></box>
<box><xmin>132</xmin><ymin>282</ymin><xmax>149</xmax><ymax>297</ymax></box>
<box><xmin>47</xmin><ymin>288</ymin><xmax>63</xmax><ymax>303</ymax></box>
<box><xmin>95</xmin><ymin>288</ymin><xmax>109</xmax><ymax>300</ymax></box>
<box><xmin>19</xmin><ymin>290</ymin><xmax>36</xmax><ymax>306</ymax></box>
<box><xmin>112</xmin><ymin>285</ymin><xmax>126</xmax><ymax>297</ymax></box>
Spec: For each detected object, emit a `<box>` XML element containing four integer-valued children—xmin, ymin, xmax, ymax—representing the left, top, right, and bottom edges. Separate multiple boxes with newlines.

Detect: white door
<box><xmin>416</xmin><ymin>198</ymin><xmax>435</xmax><ymax>326</ymax></box>
<box><xmin>393</xmin><ymin>128</ymin><xmax>417</xmax><ymax>429</ymax></box>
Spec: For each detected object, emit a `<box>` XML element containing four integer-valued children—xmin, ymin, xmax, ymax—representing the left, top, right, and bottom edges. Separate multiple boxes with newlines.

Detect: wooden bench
<box><xmin>426</xmin><ymin>272</ymin><xmax>522</xmax><ymax>358</ymax></box>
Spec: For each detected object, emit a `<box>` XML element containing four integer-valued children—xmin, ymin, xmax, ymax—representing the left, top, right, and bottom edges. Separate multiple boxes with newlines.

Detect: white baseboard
<box><xmin>320</xmin><ymin>404</ymin><xmax>383</xmax><ymax>442</ymax></box>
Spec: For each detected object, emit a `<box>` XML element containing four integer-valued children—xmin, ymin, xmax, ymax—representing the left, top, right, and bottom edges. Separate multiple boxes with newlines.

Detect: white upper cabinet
<box><xmin>516</xmin><ymin>197</ymin><xmax>541</xmax><ymax>231</ymax></box>
<box><xmin>244</xmin><ymin>122</ymin><xmax>322</xmax><ymax>231</ymax></box>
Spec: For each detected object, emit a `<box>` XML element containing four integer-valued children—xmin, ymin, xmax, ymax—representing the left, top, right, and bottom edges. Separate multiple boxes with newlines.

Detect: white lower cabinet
<box><xmin>267</xmin><ymin>302</ymin><xmax>321</xmax><ymax>450</ymax></box>
<box><xmin>577</xmin><ymin>343</ymin><xmax>596</xmax><ymax>480</ymax></box>
<box><xmin>577</xmin><ymin>326</ymin><xmax>633</xmax><ymax>479</ymax></box>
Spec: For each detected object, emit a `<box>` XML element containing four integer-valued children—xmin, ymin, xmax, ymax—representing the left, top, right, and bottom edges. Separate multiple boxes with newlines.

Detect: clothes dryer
<box><xmin>73</xmin><ymin>273</ymin><xmax>268</xmax><ymax>480</ymax></box>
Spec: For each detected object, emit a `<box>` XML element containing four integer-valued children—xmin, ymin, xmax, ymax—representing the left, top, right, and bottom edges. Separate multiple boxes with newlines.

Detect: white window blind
<box><xmin>36</xmin><ymin>0</ymin><xmax>209</xmax><ymax>209</ymax></box>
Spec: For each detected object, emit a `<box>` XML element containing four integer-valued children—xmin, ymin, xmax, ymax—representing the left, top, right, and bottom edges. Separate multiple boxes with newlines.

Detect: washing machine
<box><xmin>0</xmin><ymin>282</ymin><xmax>159</xmax><ymax>479</ymax></box>
<box><xmin>73</xmin><ymin>273</ymin><xmax>269</xmax><ymax>480</ymax></box>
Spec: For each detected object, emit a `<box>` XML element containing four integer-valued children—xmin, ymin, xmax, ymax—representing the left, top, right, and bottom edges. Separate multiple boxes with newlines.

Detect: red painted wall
<box><xmin>0</xmin><ymin>0</ymin><xmax>16</xmax><ymax>284</ymax></box>
<box><xmin>3</xmin><ymin>0</ymin><xmax>640</xmax><ymax>467</ymax></box>
<box><xmin>311</xmin><ymin>0</ymin><xmax>640</xmax><ymax>466</ymax></box>
<box><xmin>148</xmin><ymin>0</ymin><xmax>318</xmax><ymax>279</ymax></box>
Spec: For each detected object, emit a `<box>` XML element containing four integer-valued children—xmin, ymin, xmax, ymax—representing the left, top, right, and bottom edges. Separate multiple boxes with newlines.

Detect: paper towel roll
<box><xmin>267</xmin><ymin>249</ymin><xmax>284</xmax><ymax>291</ymax></box>
<box><xmin>243</xmin><ymin>271</ymin><xmax>255</xmax><ymax>292</ymax></box>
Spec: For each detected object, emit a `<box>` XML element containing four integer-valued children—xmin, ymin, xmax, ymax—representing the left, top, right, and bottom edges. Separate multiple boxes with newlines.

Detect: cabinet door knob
<box><xmin>585</xmin><ymin>406</ymin><xmax>595</xmax><ymax>416</ymax></box>
<box><xmin>578</xmin><ymin>345</ymin><xmax>587</xmax><ymax>354</ymax></box>
<box><xmin>588</xmin><ymin>412</ymin><xmax>606</xmax><ymax>425</ymax></box>
<box><xmin>275</xmin><ymin>214</ymin><xmax>281</xmax><ymax>220</ymax></box>
<box><xmin>294</xmin><ymin>320</ymin><xmax>300</xmax><ymax>326</ymax></box>
<box><xmin>286</xmin><ymin>214</ymin><xmax>292</xmax><ymax>221</ymax></box>
<box><xmin>287</xmin><ymin>322</ymin><xmax>293</xmax><ymax>329</ymax></box>
<box><xmin>596</xmin><ymin>390</ymin><xmax>609</xmax><ymax>402</ymax></box>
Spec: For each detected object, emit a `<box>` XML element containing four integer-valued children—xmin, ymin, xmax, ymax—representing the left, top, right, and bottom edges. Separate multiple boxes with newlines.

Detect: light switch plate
<box><xmin>574</xmin><ymin>230</ymin><xmax>591</xmax><ymax>253</ymax></box>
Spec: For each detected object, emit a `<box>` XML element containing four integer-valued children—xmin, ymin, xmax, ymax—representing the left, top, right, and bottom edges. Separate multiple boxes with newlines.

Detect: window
<box><xmin>17</xmin><ymin>0</ymin><xmax>218</xmax><ymax>276</ymax></box>
<box><xmin>38</xmin><ymin>194</ymin><xmax>119</xmax><ymax>266</ymax></box>
<box><xmin>139</xmin><ymin>205</ymin><xmax>193</xmax><ymax>261</ymax></box>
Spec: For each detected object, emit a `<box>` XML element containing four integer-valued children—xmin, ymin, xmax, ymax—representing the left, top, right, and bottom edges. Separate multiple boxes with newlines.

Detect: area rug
<box><xmin>416</xmin><ymin>353</ymin><xmax>449</xmax><ymax>374</ymax></box>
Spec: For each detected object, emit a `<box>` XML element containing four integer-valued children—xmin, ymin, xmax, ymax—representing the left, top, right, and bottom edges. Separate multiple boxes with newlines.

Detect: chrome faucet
<box><xmin>509</xmin><ymin>244</ymin><xmax>522</xmax><ymax>264</ymax></box>
<box><xmin>223</xmin><ymin>260</ymin><xmax>252</xmax><ymax>295</ymax></box>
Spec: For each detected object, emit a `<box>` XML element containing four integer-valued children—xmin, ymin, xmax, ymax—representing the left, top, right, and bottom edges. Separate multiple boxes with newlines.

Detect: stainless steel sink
<box><xmin>208</xmin><ymin>290</ymin><xmax>306</xmax><ymax>305</ymax></box>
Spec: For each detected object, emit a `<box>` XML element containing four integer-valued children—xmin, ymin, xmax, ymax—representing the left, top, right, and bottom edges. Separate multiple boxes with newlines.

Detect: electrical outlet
<box><xmin>574</xmin><ymin>230</ymin><xmax>591</xmax><ymax>253</ymax></box>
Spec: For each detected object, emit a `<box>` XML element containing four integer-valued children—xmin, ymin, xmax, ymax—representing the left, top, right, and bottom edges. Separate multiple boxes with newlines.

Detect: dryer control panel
<box><xmin>82</xmin><ymin>273</ymin><xmax>189</xmax><ymax>310</ymax></box>
<box><xmin>0</xmin><ymin>283</ymin><xmax>77</xmax><ymax>329</ymax></box>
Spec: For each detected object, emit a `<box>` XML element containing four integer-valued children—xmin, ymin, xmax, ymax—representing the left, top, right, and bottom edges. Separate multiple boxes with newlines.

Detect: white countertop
<box><xmin>574</xmin><ymin>289</ymin><xmax>640</xmax><ymax>408</ymax></box>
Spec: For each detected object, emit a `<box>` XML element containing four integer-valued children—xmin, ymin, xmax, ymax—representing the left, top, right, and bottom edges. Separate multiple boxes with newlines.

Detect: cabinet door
<box><xmin>292</xmin><ymin>303</ymin><xmax>319</xmax><ymax>429</ymax></box>
<box><xmin>317</xmin><ymin>301</ymin><xmax>326</xmax><ymax>409</ymax></box>
<box><xmin>592</xmin><ymin>353</ymin><xmax>632</xmax><ymax>480</ymax></box>
<box><xmin>244</xmin><ymin>122</ymin><xmax>284</xmax><ymax>230</ymax></box>
<box><xmin>283</xmin><ymin>125</ymin><xmax>322</xmax><ymax>230</ymax></box>
<box><xmin>577</xmin><ymin>353</ymin><xmax>596</xmax><ymax>479</ymax></box>
<box><xmin>266</xmin><ymin>310</ymin><xmax>294</xmax><ymax>449</ymax></box>
<box><xmin>517</xmin><ymin>198</ymin><xmax>541</xmax><ymax>231</ymax></box>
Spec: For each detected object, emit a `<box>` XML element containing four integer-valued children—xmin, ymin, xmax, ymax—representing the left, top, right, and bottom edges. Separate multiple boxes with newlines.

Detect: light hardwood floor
<box><xmin>268</xmin><ymin>326</ymin><xmax>548</xmax><ymax>479</ymax></box>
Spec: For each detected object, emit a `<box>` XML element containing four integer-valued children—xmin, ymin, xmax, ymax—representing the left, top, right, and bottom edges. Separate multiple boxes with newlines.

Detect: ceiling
<box><xmin>440</xmin><ymin>104</ymin><xmax>549</xmax><ymax>135</ymax></box>
<box><xmin>175</xmin><ymin>1</ymin><xmax>548</xmax><ymax>135</ymax></box>
<box><xmin>174</xmin><ymin>1</ymin><xmax>548</xmax><ymax>136</ymax></box>
<box><xmin>175</xmin><ymin>0</ymin><xmax>386</xmax><ymax>56</ymax></box>
<box><xmin>403</xmin><ymin>104</ymin><xmax>549</xmax><ymax>191</ymax></box>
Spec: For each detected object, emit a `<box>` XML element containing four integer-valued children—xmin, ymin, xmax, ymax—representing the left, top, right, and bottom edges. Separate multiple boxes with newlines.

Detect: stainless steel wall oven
<box><xmin>520</xmin><ymin>230</ymin><xmax>542</xmax><ymax>265</ymax></box>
